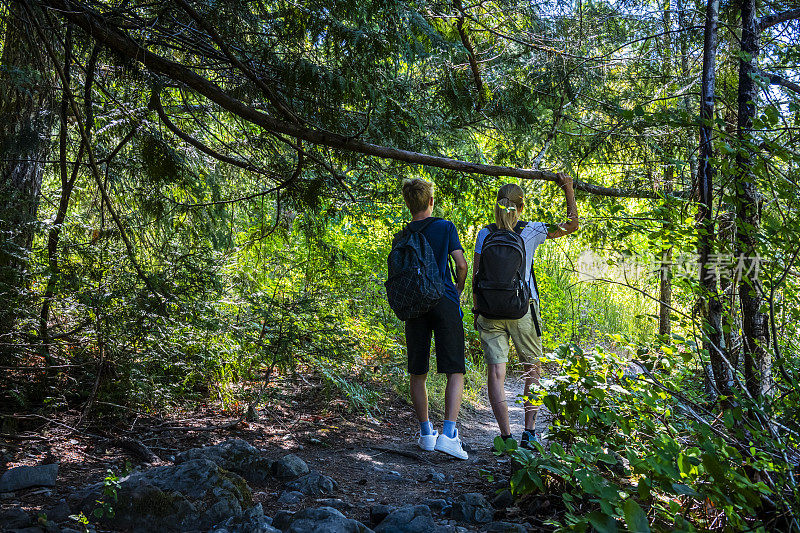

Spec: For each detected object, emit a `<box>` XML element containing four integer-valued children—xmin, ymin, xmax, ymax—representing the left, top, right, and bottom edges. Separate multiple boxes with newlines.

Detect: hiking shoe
<box><xmin>491</xmin><ymin>435</ymin><xmax>516</xmax><ymax>453</ymax></box>
<box><xmin>417</xmin><ymin>430</ymin><xmax>439</xmax><ymax>452</ymax></box>
<box><xmin>434</xmin><ymin>428</ymin><xmax>469</xmax><ymax>460</ymax></box>
<box><xmin>520</xmin><ymin>430</ymin><xmax>538</xmax><ymax>450</ymax></box>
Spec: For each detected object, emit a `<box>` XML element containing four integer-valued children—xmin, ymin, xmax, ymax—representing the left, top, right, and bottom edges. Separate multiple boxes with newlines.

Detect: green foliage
<box><xmin>499</xmin><ymin>342</ymin><xmax>798</xmax><ymax>532</ymax></box>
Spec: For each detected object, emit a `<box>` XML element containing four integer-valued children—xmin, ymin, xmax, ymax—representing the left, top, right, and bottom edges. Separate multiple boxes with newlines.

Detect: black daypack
<box><xmin>473</xmin><ymin>222</ymin><xmax>531</xmax><ymax>320</ymax></box>
<box><xmin>385</xmin><ymin>217</ymin><xmax>445</xmax><ymax>321</ymax></box>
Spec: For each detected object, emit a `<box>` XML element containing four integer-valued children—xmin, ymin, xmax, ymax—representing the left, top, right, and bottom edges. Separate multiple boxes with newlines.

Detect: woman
<box><xmin>472</xmin><ymin>174</ymin><xmax>577</xmax><ymax>448</ymax></box>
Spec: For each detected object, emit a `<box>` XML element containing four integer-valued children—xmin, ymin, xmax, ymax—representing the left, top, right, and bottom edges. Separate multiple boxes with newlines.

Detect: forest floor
<box><xmin>1</xmin><ymin>370</ymin><xmax>558</xmax><ymax>532</ymax></box>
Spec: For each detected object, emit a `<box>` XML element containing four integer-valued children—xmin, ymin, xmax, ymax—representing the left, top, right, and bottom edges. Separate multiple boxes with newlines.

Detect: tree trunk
<box><xmin>0</xmin><ymin>4</ymin><xmax>53</xmax><ymax>358</ymax></box>
<box><xmin>696</xmin><ymin>0</ymin><xmax>732</xmax><ymax>400</ymax></box>
<box><xmin>659</xmin><ymin>167</ymin><xmax>673</xmax><ymax>336</ymax></box>
<box><xmin>735</xmin><ymin>0</ymin><xmax>771</xmax><ymax>398</ymax></box>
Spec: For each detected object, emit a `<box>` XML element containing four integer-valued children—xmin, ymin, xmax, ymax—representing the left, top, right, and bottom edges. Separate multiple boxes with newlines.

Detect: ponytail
<box><xmin>494</xmin><ymin>197</ymin><xmax>520</xmax><ymax>230</ymax></box>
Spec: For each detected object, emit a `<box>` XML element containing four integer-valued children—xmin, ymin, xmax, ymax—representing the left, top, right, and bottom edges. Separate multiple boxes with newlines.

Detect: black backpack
<box><xmin>385</xmin><ymin>217</ymin><xmax>445</xmax><ymax>321</ymax></box>
<box><xmin>473</xmin><ymin>221</ymin><xmax>531</xmax><ymax>320</ymax></box>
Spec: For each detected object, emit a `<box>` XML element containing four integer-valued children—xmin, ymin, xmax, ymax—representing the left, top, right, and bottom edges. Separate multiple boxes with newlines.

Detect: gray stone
<box><xmin>7</xmin><ymin>528</ymin><xmax>44</xmax><ymax>533</ymax></box>
<box><xmin>451</xmin><ymin>493</ymin><xmax>494</xmax><ymax>524</ymax></box>
<box><xmin>43</xmin><ymin>499</ymin><xmax>70</xmax><ymax>522</ymax></box>
<box><xmin>272</xmin><ymin>454</ymin><xmax>309</xmax><ymax>480</ymax></box>
<box><xmin>283</xmin><ymin>507</ymin><xmax>372</xmax><ymax>533</ymax></box>
<box><xmin>0</xmin><ymin>464</ymin><xmax>59</xmax><ymax>492</ymax></box>
<box><xmin>277</xmin><ymin>490</ymin><xmax>304</xmax><ymax>505</ymax></box>
<box><xmin>67</xmin><ymin>458</ymin><xmax>253</xmax><ymax>532</ymax></box>
<box><xmin>0</xmin><ymin>507</ymin><xmax>31</xmax><ymax>528</ymax></box>
<box><xmin>491</xmin><ymin>489</ymin><xmax>513</xmax><ymax>509</ymax></box>
<box><xmin>286</xmin><ymin>471</ymin><xmax>337</xmax><ymax>496</ymax></box>
<box><xmin>374</xmin><ymin>505</ymin><xmax>448</xmax><ymax>533</ymax></box>
<box><xmin>174</xmin><ymin>439</ymin><xmax>273</xmax><ymax>485</ymax></box>
<box><xmin>368</xmin><ymin>504</ymin><xmax>395</xmax><ymax>526</ymax></box>
<box><xmin>423</xmin><ymin>499</ymin><xmax>451</xmax><ymax>516</ymax></box>
<box><xmin>315</xmin><ymin>498</ymin><xmax>353</xmax><ymax>511</ymax></box>
<box><xmin>272</xmin><ymin>510</ymin><xmax>295</xmax><ymax>530</ymax></box>
<box><xmin>484</xmin><ymin>521</ymin><xmax>528</xmax><ymax>533</ymax></box>
<box><xmin>379</xmin><ymin>470</ymin><xmax>404</xmax><ymax>482</ymax></box>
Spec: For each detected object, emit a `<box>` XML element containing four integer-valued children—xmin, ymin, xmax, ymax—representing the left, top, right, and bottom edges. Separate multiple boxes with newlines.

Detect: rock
<box><xmin>374</xmin><ymin>505</ymin><xmax>448</xmax><ymax>533</ymax></box>
<box><xmin>0</xmin><ymin>507</ymin><xmax>31</xmax><ymax>528</ymax></box>
<box><xmin>491</xmin><ymin>489</ymin><xmax>513</xmax><ymax>509</ymax></box>
<box><xmin>7</xmin><ymin>527</ymin><xmax>44</xmax><ymax>533</ymax></box>
<box><xmin>68</xmin><ymin>458</ymin><xmax>253</xmax><ymax>532</ymax></box>
<box><xmin>0</xmin><ymin>464</ymin><xmax>59</xmax><ymax>492</ymax></box>
<box><xmin>368</xmin><ymin>504</ymin><xmax>396</xmax><ymax>526</ymax></box>
<box><xmin>174</xmin><ymin>439</ymin><xmax>273</xmax><ymax>485</ymax></box>
<box><xmin>451</xmin><ymin>493</ymin><xmax>494</xmax><ymax>524</ymax></box>
<box><xmin>210</xmin><ymin>503</ymin><xmax>280</xmax><ymax>533</ymax></box>
<box><xmin>43</xmin><ymin>499</ymin><xmax>71</xmax><ymax>522</ymax></box>
<box><xmin>484</xmin><ymin>521</ymin><xmax>528</xmax><ymax>533</ymax></box>
<box><xmin>422</xmin><ymin>499</ymin><xmax>451</xmax><ymax>516</ymax></box>
<box><xmin>283</xmin><ymin>507</ymin><xmax>373</xmax><ymax>533</ymax></box>
<box><xmin>272</xmin><ymin>454</ymin><xmax>309</xmax><ymax>480</ymax></box>
<box><xmin>315</xmin><ymin>498</ymin><xmax>353</xmax><ymax>511</ymax></box>
<box><xmin>277</xmin><ymin>490</ymin><xmax>305</xmax><ymax>505</ymax></box>
<box><xmin>286</xmin><ymin>471</ymin><xmax>337</xmax><ymax>496</ymax></box>
<box><xmin>379</xmin><ymin>471</ymin><xmax>404</xmax><ymax>482</ymax></box>
<box><xmin>272</xmin><ymin>510</ymin><xmax>295</xmax><ymax>530</ymax></box>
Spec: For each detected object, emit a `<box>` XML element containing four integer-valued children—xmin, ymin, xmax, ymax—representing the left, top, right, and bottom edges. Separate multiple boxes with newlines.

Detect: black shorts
<box><xmin>405</xmin><ymin>297</ymin><xmax>466</xmax><ymax>375</ymax></box>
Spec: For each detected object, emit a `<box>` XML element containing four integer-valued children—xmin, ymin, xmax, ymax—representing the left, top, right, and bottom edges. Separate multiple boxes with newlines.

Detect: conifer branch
<box><xmin>37</xmin><ymin>0</ymin><xmax>664</xmax><ymax>199</ymax></box>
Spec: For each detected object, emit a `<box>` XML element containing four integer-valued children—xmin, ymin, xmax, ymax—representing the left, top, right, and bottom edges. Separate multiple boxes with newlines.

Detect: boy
<box><xmin>396</xmin><ymin>178</ymin><xmax>469</xmax><ymax>459</ymax></box>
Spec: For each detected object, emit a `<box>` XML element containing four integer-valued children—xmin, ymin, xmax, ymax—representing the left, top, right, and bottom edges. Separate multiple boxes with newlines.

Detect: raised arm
<box><xmin>547</xmin><ymin>172</ymin><xmax>579</xmax><ymax>239</ymax></box>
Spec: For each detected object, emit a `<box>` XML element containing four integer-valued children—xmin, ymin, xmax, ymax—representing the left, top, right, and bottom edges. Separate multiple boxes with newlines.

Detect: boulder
<box><xmin>277</xmin><ymin>490</ymin><xmax>305</xmax><ymax>505</ymax></box>
<box><xmin>0</xmin><ymin>507</ymin><xmax>31</xmax><ymax>529</ymax></box>
<box><xmin>491</xmin><ymin>490</ymin><xmax>513</xmax><ymax>510</ymax></box>
<box><xmin>174</xmin><ymin>439</ymin><xmax>273</xmax><ymax>485</ymax></box>
<box><xmin>286</xmin><ymin>471</ymin><xmax>337</xmax><ymax>496</ymax></box>
<box><xmin>0</xmin><ymin>464</ymin><xmax>59</xmax><ymax>492</ymax></box>
<box><xmin>209</xmin><ymin>503</ymin><xmax>280</xmax><ymax>533</ymax></box>
<box><xmin>272</xmin><ymin>510</ymin><xmax>295</xmax><ymax>530</ymax></box>
<box><xmin>272</xmin><ymin>454</ymin><xmax>309</xmax><ymax>480</ymax></box>
<box><xmin>374</xmin><ymin>505</ymin><xmax>448</xmax><ymax>533</ymax></box>
<box><xmin>283</xmin><ymin>507</ymin><xmax>373</xmax><ymax>533</ymax></box>
<box><xmin>43</xmin><ymin>499</ymin><xmax>71</xmax><ymax>523</ymax></box>
<box><xmin>423</xmin><ymin>498</ymin><xmax>451</xmax><ymax>516</ymax></box>
<box><xmin>451</xmin><ymin>493</ymin><xmax>494</xmax><ymax>524</ymax></box>
<box><xmin>368</xmin><ymin>504</ymin><xmax>396</xmax><ymax>526</ymax></box>
<box><xmin>68</xmin><ymin>458</ymin><xmax>252</xmax><ymax>532</ymax></box>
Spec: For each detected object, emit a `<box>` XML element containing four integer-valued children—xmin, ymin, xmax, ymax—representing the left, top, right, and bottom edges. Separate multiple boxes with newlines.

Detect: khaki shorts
<box><xmin>477</xmin><ymin>300</ymin><xmax>543</xmax><ymax>365</ymax></box>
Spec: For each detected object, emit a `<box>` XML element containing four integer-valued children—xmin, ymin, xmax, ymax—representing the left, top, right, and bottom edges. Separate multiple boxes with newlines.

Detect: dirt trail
<box><xmin>460</xmin><ymin>375</ymin><xmax>550</xmax><ymax>449</ymax></box>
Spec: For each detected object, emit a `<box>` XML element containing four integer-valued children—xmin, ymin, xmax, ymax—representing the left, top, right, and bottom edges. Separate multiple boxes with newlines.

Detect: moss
<box><xmin>129</xmin><ymin>489</ymin><xmax>182</xmax><ymax>518</ymax></box>
<box><xmin>217</xmin><ymin>469</ymin><xmax>253</xmax><ymax>507</ymax></box>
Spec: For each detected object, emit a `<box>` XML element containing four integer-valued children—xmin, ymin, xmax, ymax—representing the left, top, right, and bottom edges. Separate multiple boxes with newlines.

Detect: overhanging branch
<box><xmin>758</xmin><ymin>8</ymin><xmax>800</xmax><ymax>32</ymax></box>
<box><xmin>760</xmin><ymin>69</ymin><xmax>800</xmax><ymax>95</ymax></box>
<box><xmin>39</xmin><ymin>0</ymin><xmax>664</xmax><ymax>199</ymax></box>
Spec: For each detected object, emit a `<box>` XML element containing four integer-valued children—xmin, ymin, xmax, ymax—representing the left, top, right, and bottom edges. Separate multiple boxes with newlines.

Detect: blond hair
<box><xmin>494</xmin><ymin>183</ymin><xmax>524</xmax><ymax>230</ymax></box>
<box><xmin>402</xmin><ymin>178</ymin><xmax>434</xmax><ymax>214</ymax></box>
<box><xmin>494</xmin><ymin>197</ymin><xmax>520</xmax><ymax>229</ymax></box>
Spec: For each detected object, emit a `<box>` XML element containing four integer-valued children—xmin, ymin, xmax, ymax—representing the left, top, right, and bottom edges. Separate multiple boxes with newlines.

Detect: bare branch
<box><xmin>761</xmin><ymin>69</ymin><xmax>800</xmax><ymax>95</ymax></box>
<box><xmin>758</xmin><ymin>8</ymin><xmax>800</xmax><ymax>32</ymax></box>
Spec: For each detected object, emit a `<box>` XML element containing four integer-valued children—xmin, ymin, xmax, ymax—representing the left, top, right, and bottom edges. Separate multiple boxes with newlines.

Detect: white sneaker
<box><xmin>418</xmin><ymin>430</ymin><xmax>439</xmax><ymax>451</ymax></box>
<box><xmin>434</xmin><ymin>428</ymin><xmax>468</xmax><ymax>460</ymax></box>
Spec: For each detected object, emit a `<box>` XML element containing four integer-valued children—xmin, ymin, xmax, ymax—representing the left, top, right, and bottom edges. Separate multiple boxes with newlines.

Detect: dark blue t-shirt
<box><xmin>405</xmin><ymin>217</ymin><xmax>463</xmax><ymax>305</ymax></box>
